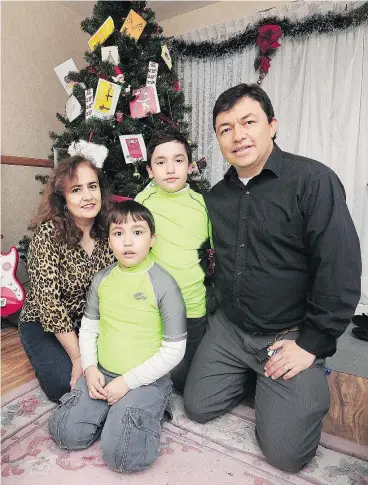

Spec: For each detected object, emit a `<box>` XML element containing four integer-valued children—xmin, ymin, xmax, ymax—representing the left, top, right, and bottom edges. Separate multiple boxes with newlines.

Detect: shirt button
<box><xmin>240</xmin><ymin>243</ymin><xmax>245</xmax><ymax>248</ymax></box>
<box><xmin>237</xmin><ymin>271</ymin><xmax>241</xmax><ymax>276</ymax></box>
<box><xmin>245</xmin><ymin>191</ymin><xmax>250</xmax><ymax>195</ymax></box>
<box><xmin>236</xmin><ymin>298</ymin><xmax>240</xmax><ymax>303</ymax></box>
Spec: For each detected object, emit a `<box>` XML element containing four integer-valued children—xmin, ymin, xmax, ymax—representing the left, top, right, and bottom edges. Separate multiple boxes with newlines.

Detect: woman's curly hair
<box><xmin>29</xmin><ymin>155</ymin><xmax>110</xmax><ymax>245</ymax></box>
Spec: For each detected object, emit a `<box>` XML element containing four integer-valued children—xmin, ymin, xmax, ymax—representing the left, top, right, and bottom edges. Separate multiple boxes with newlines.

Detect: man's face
<box><xmin>147</xmin><ymin>141</ymin><xmax>193</xmax><ymax>193</ymax></box>
<box><xmin>215</xmin><ymin>96</ymin><xmax>277</xmax><ymax>178</ymax></box>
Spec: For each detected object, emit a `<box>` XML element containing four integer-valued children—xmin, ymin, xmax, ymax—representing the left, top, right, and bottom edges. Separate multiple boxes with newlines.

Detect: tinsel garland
<box><xmin>170</xmin><ymin>2</ymin><xmax>368</xmax><ymax>59</ymax></box>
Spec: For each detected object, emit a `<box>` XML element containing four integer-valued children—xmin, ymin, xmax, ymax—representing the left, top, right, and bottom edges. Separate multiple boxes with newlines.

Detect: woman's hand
<box><xmin>70</xmin><ymin>355</ymin><xmax>83</xmax><ymax>389</ymax></box>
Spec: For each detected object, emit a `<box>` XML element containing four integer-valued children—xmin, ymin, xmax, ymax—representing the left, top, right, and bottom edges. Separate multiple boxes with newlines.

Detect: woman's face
<box><xmin>64</xmin><ymin>164</ymin><xmax>102</xmax><ymax>224</ymax></box>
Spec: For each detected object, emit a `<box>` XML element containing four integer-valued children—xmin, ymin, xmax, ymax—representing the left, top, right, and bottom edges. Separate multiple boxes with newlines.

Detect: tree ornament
<box><xmin>172</xmin><ymin>80</ymin><xmax>181</xmax><ymax>92</ymax></box>
<box><xmin>68</xmin><ymin>139</ymin><xmax>108</xmax><ymax>168</ymax></box>
<box><xmin>133</xmin><ymin>166</ymin><xmax>141</xmax><ymax>178</ymax></box>
<box><xmin>116</xmin><ymin>111</ymin><xmax>123</xmax><ymax>123</ymax></box>
<box><xmin>112</xmin><ymin>66</ymin><xmax>125</xmax><ymax>84</ymax></box>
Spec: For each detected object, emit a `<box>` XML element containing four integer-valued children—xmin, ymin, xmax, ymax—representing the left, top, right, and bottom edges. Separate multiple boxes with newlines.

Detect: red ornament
<box><xmin>197</xmin><ymin>156</ymin><xmax>207</xmax><ymax>171</ymax></box>
<box><xmin>259</xmin><ymin>56</ymin><xmax>271</xmax><ymax>73</ymax></box>
<box><xmin>88</xmin><ymin>65</ymin><xmax>108</xmax><ymax>81</ymax></box>
<box><xmin>172</xmin><ymin>80</ymin><xmax>181</xmax><ymax>92</ymax></box>
<box><xmin>111</xmin><ymin>195</ymin><xmax>132</xmax><ymax>203</ymax></box>
<box><xmin>256</xmin><ymin>25</ymin><xmax>282</xmax><ymax>54</ymax></box>
<box><xmin>116</xmin><ymin>112</ymin><xmax>123</xmax><ymax>123</ymax></box>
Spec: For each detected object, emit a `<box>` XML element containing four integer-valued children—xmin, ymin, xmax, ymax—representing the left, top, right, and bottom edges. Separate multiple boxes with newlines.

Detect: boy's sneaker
<box><xmin>352</xmin><ymin>313</ymin><xmax>368</xmax><ymax>328</ymax></box>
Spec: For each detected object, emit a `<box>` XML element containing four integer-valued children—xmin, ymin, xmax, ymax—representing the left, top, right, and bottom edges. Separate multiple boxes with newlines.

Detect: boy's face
<box><xmin>109</xmin><ymin>215</ymin><xmax>155</xmax><ymax>268</ymax></box>
<box><xmin>147</xmin><ymin>141</ymin><xmax>193</xmax><ymax>193</ymax></box>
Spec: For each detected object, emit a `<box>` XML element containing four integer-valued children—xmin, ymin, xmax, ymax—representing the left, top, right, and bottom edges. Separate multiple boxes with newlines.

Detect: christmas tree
<box><xmin>50</xmin><ymin>0</ymin><xmax>209</xmax><ymax>197</ymax></box>
<box><xmin>18</xmin><ymin>0</ymin><xmax>209</xmax><ymax>261</ymax></box>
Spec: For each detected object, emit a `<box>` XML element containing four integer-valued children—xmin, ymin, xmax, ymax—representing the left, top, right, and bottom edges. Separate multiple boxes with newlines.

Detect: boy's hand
<box><xmin>104</xmin><ymin>376</ymin><xmax>130</xmax><ymax>405</ymax></box>
<box><xmin>85</xmin><ymin>366</ymin><xmax>107</xmax><ymax>400</ymax></box>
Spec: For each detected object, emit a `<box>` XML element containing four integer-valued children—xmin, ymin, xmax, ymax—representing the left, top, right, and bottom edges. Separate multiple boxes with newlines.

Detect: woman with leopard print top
<box><xmin>19</xmin><ymin>156</ymin><xmax>115</xmax><ymax>402</ymax></box>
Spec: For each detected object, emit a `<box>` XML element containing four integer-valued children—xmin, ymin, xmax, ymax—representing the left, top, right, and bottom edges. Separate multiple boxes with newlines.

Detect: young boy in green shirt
<box><xmin>49</xmin><ymin>201</ymin><xmax>187</xmax><ymax>472</ymax></box>
<box><xmin>135</xmin><ymin>130</ymin><xmax>211</xmax><ymax>392</ymax></box>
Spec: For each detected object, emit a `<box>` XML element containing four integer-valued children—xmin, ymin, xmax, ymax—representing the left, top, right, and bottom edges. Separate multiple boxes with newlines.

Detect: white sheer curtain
<box><xmin>176</xmin><ymin>1</ymin><xmax>368</xmax><ymax>305</ymax></box>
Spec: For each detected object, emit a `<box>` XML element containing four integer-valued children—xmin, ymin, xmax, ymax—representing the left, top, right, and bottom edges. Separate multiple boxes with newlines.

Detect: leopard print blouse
<box><xmin>20</xmin><ymin>221</ymin><xmax>115</xmax><ymax>333</ymax></box>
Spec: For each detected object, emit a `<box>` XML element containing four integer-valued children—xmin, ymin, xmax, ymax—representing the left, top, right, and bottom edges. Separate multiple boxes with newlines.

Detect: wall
<box><xmin>1</xmin><ymin>1</ymin><xmax>88</xmax><ymax>281</ymax></box>
<box><xmin>160</xmin><ymin>1</ymin><xmax>289</xmax><ymax>37</ymax></box>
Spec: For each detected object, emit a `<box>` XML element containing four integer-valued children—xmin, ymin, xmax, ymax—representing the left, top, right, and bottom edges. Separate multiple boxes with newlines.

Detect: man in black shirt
<box><xmin>184</xmin><ymin>84</ymin><xmax>361</xmax><ymax>472</ymax></box>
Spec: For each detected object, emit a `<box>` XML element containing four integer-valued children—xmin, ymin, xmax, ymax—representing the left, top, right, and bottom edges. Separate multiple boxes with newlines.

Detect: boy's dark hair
<box><xmin>213</xmin><ymin>83</ymin><xmax>276</xmax><ymax>139</ymax></box>
<box><xmin>147</xmin><ymin>130</ymin><xmax>192</xmax><ymax>166</ymax></box>
<box><xmin>106</xmin><ymin>200</ymin><xmax>155</xmax><ymax>235</ymax></box>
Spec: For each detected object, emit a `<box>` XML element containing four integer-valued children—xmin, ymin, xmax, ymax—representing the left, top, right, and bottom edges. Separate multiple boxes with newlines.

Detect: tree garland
<box><xmin>170</xmin><ymin>2</ymin><xmax>368</xmax><ymax>59</ymax></box>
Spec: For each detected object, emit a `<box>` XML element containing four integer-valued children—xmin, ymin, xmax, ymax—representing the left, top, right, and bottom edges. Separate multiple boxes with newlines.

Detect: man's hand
<box><xmin>70</xmin><ymin>356</ymin><xmax>83</xmax><ymax>389</ymax></box>
<box><xmin>264</xmin><ymin>340</ymin><xmax>316</xmax><ymax>380</ymax></box>
<box><xmin>85</xmin><ymin>366</ymin><xmax>107</xmax><ymax>400</ymax></box>
<box><xmin>104</xmin><ymin>376</ymin><xmax>130</xmax><ymax>405</ymax></box>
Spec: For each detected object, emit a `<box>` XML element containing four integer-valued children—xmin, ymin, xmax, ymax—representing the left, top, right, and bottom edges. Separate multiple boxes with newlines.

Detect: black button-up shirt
<box><xmin>204</xmin><ymin>144</ymin><xmax>361</xmax><ymax>357</ymax></box>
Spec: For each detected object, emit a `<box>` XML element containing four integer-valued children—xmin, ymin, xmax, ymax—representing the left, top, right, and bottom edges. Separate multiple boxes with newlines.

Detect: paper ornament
<box><xmin>54</xmin><ymin>58</ymin><xmax>79</xmax><ymax>95</ymax></box>
<box><xmin>146</xmin><ymin>62</ymin><xmax>158</xmax><ymax>86</ymax></box>
<box><xmin>66</xmin><ymin>95</ymin><xmax>82</xmax><ymax>122</ymax></box>
<box><xmin>101</xmin><ymin>46</ymin><xmax>119</xmax><ymax>65</ymax></box>
<box><xmin>92</xmin><ymin>79</ymin><xmax>121</xmax><ymax>120</ymax></box>
<box><xmin>68</xmin><ymin>140</ymin><xmax>108</xmax><ymax>168</ymax></box>
<box><xmin>161</xmin><ymin>45</ymin><xmax>172</xmax><ymax>70</ymax></box>
<box><xmin>88</xmin><ymin>17</ymin><xmax>114</xmax><ymax>52</ymax></box>
<box><xmin>129</xmin><ymin>86</ymin><xmax>160</xmax><ymax>119</ymax></box>
<box><xmin>120</xmin><ymin>10</ymin><xmax>146</xmax><ymax>41</ymax></box>
<box><xmin>119</xmin><ymin>135</ymin><xmax>147</xmax><ymax>164</ymax></box>
<box><xmin>85</xmin><ymin>88</ymin><xmax>94</xmax><ymax>119</ymax></box>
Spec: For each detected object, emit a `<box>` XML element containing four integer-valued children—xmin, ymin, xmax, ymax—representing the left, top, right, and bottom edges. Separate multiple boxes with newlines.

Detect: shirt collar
<box><xmin>224</xmin><ymin>143</ymin><xmax>283</xmax><ymax>182</ymax></box>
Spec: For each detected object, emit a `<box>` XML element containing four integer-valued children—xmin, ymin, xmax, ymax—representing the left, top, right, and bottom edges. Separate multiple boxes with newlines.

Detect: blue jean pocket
<box><xmin>116</xmin><ymin>407</ymin><xmax>161</xmax><ymax>472</ymax></box>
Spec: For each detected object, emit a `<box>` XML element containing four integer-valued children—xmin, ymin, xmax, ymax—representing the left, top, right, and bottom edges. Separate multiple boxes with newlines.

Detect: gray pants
<box><xmin>49</xmin><ymin>370</ymin><xmax>172</xmax><ymax>472</ymax></box>
<box><xmin>184</xmin><ymin>309</ymin><xmax>330</xmax><ymax>473</ymax></box>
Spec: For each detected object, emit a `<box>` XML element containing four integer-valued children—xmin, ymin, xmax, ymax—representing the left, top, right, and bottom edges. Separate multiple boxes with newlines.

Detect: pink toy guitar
<box><xmin>1</xmin><ymin>246</ymin><xmax>26</xmax><ymax>317</ymax></box>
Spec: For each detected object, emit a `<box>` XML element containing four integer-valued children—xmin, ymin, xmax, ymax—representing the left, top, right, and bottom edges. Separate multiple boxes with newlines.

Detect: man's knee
<box><xmin>183</xmin><ymin>395</ymin><xmax>213</xmax><ymax>424</ymax></box>
<box><xmin>49</xmin><ymin>390</ymin><xmax>100</xmax><ymax>450</ymax></box>
<box><xmin>101</xmin><ymin>407</ymin><xmax>161</xmax><ymax>472</ymax></box>
<box><xmin>257</xmin><ymin>431</ymin><xmax>318</xmax><ymax>473</ymax></box>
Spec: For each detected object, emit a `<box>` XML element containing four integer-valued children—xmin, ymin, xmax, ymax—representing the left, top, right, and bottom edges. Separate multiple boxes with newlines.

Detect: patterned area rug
<box><xmin>2</xmin><ymin>380</ymin><xmax>368</xmax><ymax>485</ymax></box>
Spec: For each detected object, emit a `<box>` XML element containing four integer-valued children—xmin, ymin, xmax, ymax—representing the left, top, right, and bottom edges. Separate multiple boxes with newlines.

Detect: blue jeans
<box><xmin>18</xmin><ymin>321</ymin><xmax>72</xmax><ymax>402</ymax></box>
<box><xmin>49</xmin><ymin>371</ymin><xmax>172</xmax><ymax>472</ymax></box>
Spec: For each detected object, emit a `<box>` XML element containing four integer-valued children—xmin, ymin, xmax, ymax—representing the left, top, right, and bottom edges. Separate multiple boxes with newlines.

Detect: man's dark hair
<box><xmin>147</xmin><ymin>130</ymin><xmax>192</xmax><ymax>166</ymax></box>
<box><xmin>213</xmin><ymin>83</ymin><xmax>276</xmax><ymax>136</ymax></box>
<box><xmin>106</xmin><ymin>200</ymin><xmax>155</xmax><ymax>235</ymax></box>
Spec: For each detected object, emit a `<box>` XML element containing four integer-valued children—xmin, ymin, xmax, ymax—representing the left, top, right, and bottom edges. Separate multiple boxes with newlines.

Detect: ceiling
<box><xmin>60</xmin><ymin>1</ymin><xmax>219</xmax><ymax>22</ymax></box>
